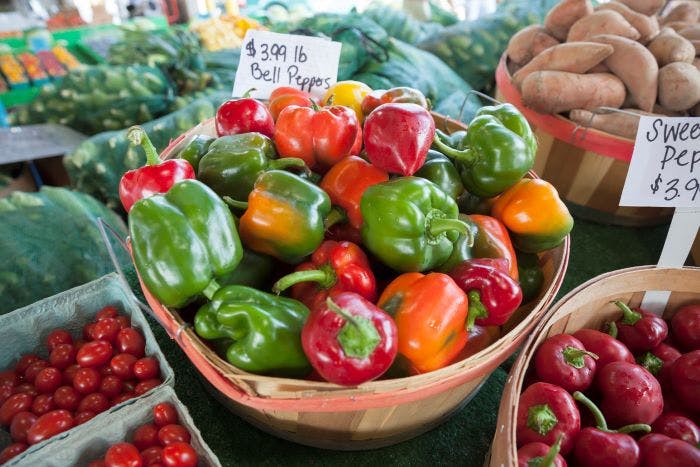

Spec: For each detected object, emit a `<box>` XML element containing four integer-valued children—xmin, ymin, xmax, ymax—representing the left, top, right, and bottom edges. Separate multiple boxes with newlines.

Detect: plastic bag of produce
<box><xmin>363</xmin><ymin>4</ymin><xmax>443</xmax><ymax>44</ymax></box>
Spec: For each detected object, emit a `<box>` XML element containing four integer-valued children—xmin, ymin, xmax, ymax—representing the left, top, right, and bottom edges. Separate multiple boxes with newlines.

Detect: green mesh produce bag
<box><xmin>0</xmin><ymin>187</ymin><xmax>129</xmax><ymax>315</ymax></box>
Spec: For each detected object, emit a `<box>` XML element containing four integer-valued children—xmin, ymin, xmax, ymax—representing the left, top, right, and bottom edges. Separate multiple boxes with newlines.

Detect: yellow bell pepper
<box><xmin>323</xmin><ymin>80</ymin><xmax>372</xmax><ymax>123</ymax></box>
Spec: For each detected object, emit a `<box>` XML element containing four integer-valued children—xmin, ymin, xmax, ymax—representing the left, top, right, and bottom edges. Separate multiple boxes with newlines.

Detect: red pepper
<box><xmin>361</xmin><ymin>87</ymin><xmax>429</xmax><ymax>115</ymax></box>
<box><xmin>448</xmin><ymin>258</ymin><xmax>522</xmax><ymax>328</ymax></box>
<box><xmin>651</xmin><ymin>413</ymin><xmax>700</xmax><ymax>445</ymax></box>
<box><xmin>611</xmin><ymin>300</ymin><xmax>668</xmax><ymax>352</ymax></box>
<box><xmin>596</xmin><ymin>361</ymin><xmax>664</xmax><ymax>427</ymax></box>
<box><xmin>671</xmin><ymin>303</ymin><xmax>700</xmax><ymax>351</ymax></box>
<box><xmin>118</xmin><ymin>126</ymin><xmax>194</xmax><ymax>213</ymax></box>
<box><xmin>268</xmin><ymin>86</ymin><xmax>315</xmax><ymax>121</ymax></box>
<box><xmin>639</xmin><ymin>433</ymin><xmax>700</xmax><ymax>467</ymax></box>
<box><xmin>670</xmin><ymin>350</ymin><xmax>700</xmax><ymax>413</ymax></box>
<box><xmin>637</xmin><ymin>342</ymin><xmax>681</xmax><ymax>392</ymax></box>
<box><xmin>215</xmin><ymin>90</ymin><xmax>275</xmax><ymax>138</ymax></box>
<box><xmin>534</xmin><ymin>334</ymin><xmax>598</xmax><ymax>393</ymax></box>
<box><xmin>273</xmin><ymin>102</ymin><xmax>359</xmax><ymax>171</ymax></box>
<box><xmin>272</xmin><ymin>240</ymin><xmax>376</xmax><ymax>310</ymax></box>
<box><xmin>572</xmin><ymin>328</ymin><xmax>634</xmax><ymax>369</ymax></box>
<box><xmin>516</xmin><ymin>382</ymin><xmax>581</xmax><ymax>455</ymax></box>
<box><xmin>363</xmin><ymin>103</ymin><xmax>435</xmax><ymax>176</ymax></box>
<box><xmin>516</xmin><ymin>436</ymin><xmax>567</xmax><ymax>467</ymax></box>
<box><xmin>572</xmin><ymin>391</ymin><xmax>650</xmax><ymax>467</ymax></box>
<box><xmin>468</xmin><ymin>214</ymin><xmax>519</xmax><ymax>281</ymax></box>
<box><xmin>301</xmin><ymin>293</ymin><xmax>398</xmax><ymax>386</ymax></box>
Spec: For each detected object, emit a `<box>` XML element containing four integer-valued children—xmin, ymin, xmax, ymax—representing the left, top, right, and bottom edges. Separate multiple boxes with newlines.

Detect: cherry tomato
<box><xmin>92</xmin><ymin>318</ymin><xmax>122</xmax><ymax>343</ymax></box>
<box><xmin>100</xmin><ymin>375</ymin><xmax>124</xmax><ymax>399</ymax></box>
<box><xmin>73</xmin><ymin>367</ymin><xmax>101</xmax><ymax>394</ymax></box>
<box><xmin>15</xmin><ymin>354</ymin><xmax>40</xmax><ymax>375</ymax></box>
<box><xmin>162</xmin><ymin>442</ymin><xmax>198</xmax><ymax>467</ymax></box>
<box><xmin>53</xmin><ymin>386</ymin><xmax>81</xmax><ymax>411</ymax></box>
<box><xmin>110</xmin><ymin>353</ymin><xmax>138</xmax><ymax>380</ymax></box>
<box><xmin>96</xmin><ymin>305</ymin><xmax>119</xmax><ymax>321</ymax></box>
<box><xmin>115</xmin><ymin>328</ymin><xmax>146</xmax><ymax>358</ymax></box>
<box><xmin>83</xmin><ymin>322</ymin><xmax>97</xmax><ymax>341</ymax></box>
<box><xmin>50</xmin><ymin>343</ymin><xmax>77</xmax><ymax>370</ymax></box>
<box><xmin>111</xmin><ymin>392</ymin><xmax>135</xmax><ymax>407</ymax></box>
<box><xmin>26</xmin><ymin>409</ymin><xmax>74</xmax><ymax>445</ymax></box>
<box><xmin>10</xmin><ymin>411</ymin><xmax>37</xmax><ymax>443</ymax></box>
<box><xmin>78</xmin><ymin>392</ymin><xmax>109</xmax><ymax>414</ymax></box>
<box><xmin>0</xmin><ymin>442</ymin><xmax>27</xmax><ymax>463</ymax></box>
<box><xmin>34</xmin><ymin>367</ymin><xmax>62</xmax><ymax>394</ymax></box>
<box><xmin>77</xmin><ymin>340</ymin><xmax>114</xmax><ymax>368</ymax></box>
<box><xmin>134</xmin><ymin>379</ymin><xmax>161</xmax><ymax>396</ymax></box>
<box><xmin>153</xmin><ymin>403</ymin><xmax>178</xmax><ymax>427</ymax></box>
<box><xmin>100</xmin><ymin>365</ymin><xmax>114</xmax><ymax>377</ymax></box>
<box><xmin>12</xmin><ymin>383</ymin><xmax>38</xmax><ymax>397</ymax></box>
<box><xmin>74</xmin><ymin>340</ymin><xmax>87</xmax><ymax>352</ymax></box>
<box><xmin>133</xmin><ymin>358</ymin><xmax>159</xmax><ymax>381</ymax></box>
<box><xmin>62</xmin><ymin>364</ymin><xmax>81</xmax><ymax>385</ymax></box>
<box><xmin>116</xmin><ymin>316</ymin><xmax>131</xmax><ymax>329</ymax></box>
<box><xmin>45</xmin><ymin>329</ymin><xmax>73</xmax><ymax>352</ymax></box>
<box><xmin>0</xmin><ymin>382</ymin><xmax>13</xmax><ymax>405</ymax></box>
<box><xmin>31</xmin><ymin>394</ymin><xmax>55</xmax><ymax>416</ymax></box>
<box><xmin>157</xmin><ymin>424</ymin><xmax>191</xmax><ymax>446</ymax></box>
<box><xmin>133</xmin><ymin>423</ymin><xmax>160</xmax><ymax>450</ymax></box>
<box><xmin>75</xmin><ymin>410</ymin><xmax>97</xmax><ymax>425</ymax></box>
<box><xmin>141</xmin><ymin>446</ymin><xmax>163</xmax><ymax>465</ymax></box>
<box><xmin>24</xmin><ymin>360</ymin><xmax>49</xmax><ymax>384</ymax></box>
<box><xmin>105</xmin><ymin>442</ymin><xmax>142</xmax><ymax>467</ymax></box>
<box><xmin>0</xmin><ymin>370</ymin><xmax>18</xmax><ymax>386</ymax></box>
<box><xmin>0</xmin><ymin>393</ymin><xmax>33</xmax><ymax>425</ymax></box>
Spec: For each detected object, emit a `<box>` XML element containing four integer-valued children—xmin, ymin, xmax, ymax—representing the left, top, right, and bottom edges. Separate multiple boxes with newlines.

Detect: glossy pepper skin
<box><xmin>516</xmin><ymin>437</ymin><xmax>567</xmax><ymax>467</ymax></box>
<box><xmin>273</xmin><ymin>102</ymin><xmax>360</xmax><ymax>171</ymax></box>
<box><xmin>491</xmin><ymin>178</ymin><xmax>573</xmax><ymax>253</ymax></box>
<box><xmin>449</xmin><ymin>258</ymin><xmax>522</xmax><ymax>328</ymax></box>
<box><xmin>322</xmin><ymin>80</ymin><xmax>372</xmax><ymax>123</ymax></box>
<box><xmin>215</xmin><ymin>93</ymin><xmax>275</xmax><ymax>138</ymax></box>
<box><xmin>217</xmin><ymin>248</ymin><xmax>274</xmax><ymax>289</ymax></box>
<box><xmin>197</xmin><ymin>132</ymin><xmax>307</xmax><ymax>203</ymax></box>
<box><xmin>119</xmin><ymin>126</ymin><xmax>195</xmax><ymax>213</ymax></box>
<box><xmin>516</xmin><ymin>382</ymin><xmax>580</xmax><ymax>455</ymax></box>
<box><xmin>361</xmin><ymin>86</ymin><xmax>429</xmax><ymax>115</ymax></box>
<box><xmin>377</xmin><ymin>272</ymin><xmax>468</xmax><ymax>373</ymax></box>
<box><xmin>129</xmin><ymin>179</ymin><xmax>242</xmax><ymax>308</ymax></box>
<box><xmin>651</xmin><ymin>413</ymin><xmax>700</xmax><ymax>445</ymax></box>
<box><xmin>596</xmin><ymin>361</ymin><xmax>664</xmax><ymax>427</ymax></box>
<box><xmin>432</xmin><ymin>103</ymin><xmax>536</xmax><ymax>197</ymax></box>
<box><xmin>516</xmin><ymin>251</ymin><xmax>544</xmax><ymax>303</ymax></box>
<box><xmin>571</xmin><ymin>328</ymin><xmax>634</xmax><ymax>369</ymax></box>
<box><xmin>671</xmin><ymin>303</ymin><xmax>700</xmax><ymax>351</ymax></box>
<box><xmin>434</xmin><ymin>214</ymin><xmax>478</xmax><ymax>273</ymax></box>
<box><xmin>302</xmin><ymin>293</ymin><xmax>398</xmax><ymax>386</ymax></box>
<box><xmin>360</xmin><ymin>177</ymin><xmax>472</xmax><ymax>272</ymax></box>
<box><xmin>238</xmin><ymin>170</ymin><xmax>331</xmax><ymax>264</ymax></box>
<box><xmin>364</xmin><ymin>103</ymin><xmax>436</xmax><ymax>176</ymax></box>
<box><xmin>272</xmin><ymin>240</ymin><xmax>376</xmax><ymax>310</ymax></box>
<box><xmin>469</xmin><ymin>214</ymin><xmax>519</xmax><ymax>280</ymax></box>
<box><xmin>534</xmin><ymin>334</ymin><xmax>598</xmax><ymax>393</ymax></box>
<box><xmin>268</xmin><ymin>86</ymin><xmax>315</xmax><ymax>121</ymax></box>
<box><xmin>176</xmin><ymin>134</ymin><xmax>214</xmax><ymax>175</ymax></box>
<box><xmin>612</xmin><ymin>301</ymin><xmax>669</xmax><ymax>352</ymax></box>
<box><xmin>319</xmin><ymin>156</ymin><xmax>389</xmax><ymax>230</ymax></box>
<box><xmin>639</xmin><ymin>434</ymin><xmax>700</xmax><ymax>467</ymax></box>
<box><xmin>670</xmin><ymin>350</ymin><xmax>700</xmax><ymax>412</ymax></box>
<box><xmin>414</xmin><ymin>150</ymin><xmax>465</xmax><ymax>199</ymax></box>
<box><xmin>194</xmin><ymin>285</ymin><xmax>310</xmax><ymax>376</ymax></box>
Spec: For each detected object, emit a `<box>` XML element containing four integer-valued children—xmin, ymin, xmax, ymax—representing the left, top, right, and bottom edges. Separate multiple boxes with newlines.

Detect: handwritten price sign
<box><xmin>232</xmin><ymin>30</ymin><xmax>342</xmax><ymax>99</ymax></box>
<box><xmin>620</xmin><ymin>117</ymin><xmax>700</xmax><ymax>208</ymax></box>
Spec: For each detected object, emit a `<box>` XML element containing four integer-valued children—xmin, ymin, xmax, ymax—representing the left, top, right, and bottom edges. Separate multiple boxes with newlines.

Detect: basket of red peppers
<box><xmin>491</xmin><ymin>265</ymin><xmax>700</xmax><ymax>466</ymax></box>
<box><xmin>120</xmin><ymin>81</ymin><xmax>571</xmax><ymax>449</ymax></box>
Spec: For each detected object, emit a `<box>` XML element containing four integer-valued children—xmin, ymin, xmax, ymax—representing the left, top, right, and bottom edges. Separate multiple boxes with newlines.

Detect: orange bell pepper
<box><xmin>491</xmin><ymin>178</ymin><xmax>573</xmax><ymax>253</ymax></box>
<box><xmin>268</xmin><ymin>86</ymin><xmax>315</xmax><ymax>121</ymax></box>
<box><xmin>468</xmin><ymin>214</ymin><xmax>519</xmax><ymax>281</ymax></box>
<box><xmin>377</xmin><ymin>272</ymin><xmax>469</xmax><ymax>373</ymax></box>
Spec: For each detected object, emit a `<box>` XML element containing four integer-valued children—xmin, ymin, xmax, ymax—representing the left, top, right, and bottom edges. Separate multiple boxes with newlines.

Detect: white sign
<box><xmin>232</xmin><ymin>30</ymin><xmax>342</xmax><ymax>100</ymax></box>
<box><xmin>620</xmin><ymin>116</ymin><xmax>700</xmax><ymax>208</ymax></box>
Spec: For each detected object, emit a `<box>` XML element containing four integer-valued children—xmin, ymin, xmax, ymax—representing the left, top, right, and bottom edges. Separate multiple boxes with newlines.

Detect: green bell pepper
<box><xmin>414</xmin><ymin>150</ymin><xmax>464</xmax><ymax>199</ymax></box>
<box><xmin>516</xmin><ymin>250</ymin><xmax>544</xmax><ymax>303</ymax></box>
<box><xmin>197</xmin><ymin>132</ymin><xmax>307</xmax><ymax>202</ymax></box>
<box><xmin>129</xmin><ymin>179</ymin><xmax>243</xmax><ymax>308</ymax></box>
<box><xmin>435</xmin><ymin>214</ymin><xmax>478</xmax><ymax>273</ymax></box>
<box><xmin>177</xmin><ymin>134</ymin><xmax>215</xmax><ymax>174</ymax></box>
<box><xmin>432</xmin><ymin>103</ymin><xmax>536</xmax><ymax>198</ymax></box>
<box><xmin>193</xmin><ymin>285</ymin><xmax>311</xmax><ymax>376</ymax></box>
<box><xmin>360</xmin><ymin>176</ymin><xmax>473</xmax><ymax>272</ymax></box>
<box><xmin>217</xmin><ymin>247</ymin><xmax>274</xmax><ymax>289</ymax></box>
<box><xmin>456</xmin><ymin>190</ymin><xmax>492</xmax><ymax>215</ymax></box>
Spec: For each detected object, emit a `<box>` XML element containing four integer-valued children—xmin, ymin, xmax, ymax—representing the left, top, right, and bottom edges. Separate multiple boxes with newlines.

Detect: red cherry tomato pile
<box><xmin>0</xmin><ymin>306</ymin><xmax>162</xmax><ymax>464</ymax></box>
<box><xmin>86</xmin><ymin>402</ymin><xmax>199</xmax><ymax>467</ymax></box>
<box><xmin>516</xmin><ymin>302</ymin><xmax>700</xmax><ymax>467</ymax></box>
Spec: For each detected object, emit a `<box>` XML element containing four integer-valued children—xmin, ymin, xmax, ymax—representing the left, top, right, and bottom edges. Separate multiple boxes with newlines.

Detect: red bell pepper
<box><xmin>534</xmin><ymin>333</ymin><xmax>598</xmax><ymax>393</ymax></box>
<box><xmin>363</xmin><ymin>103</ymin><xmax>435</xmax><ymax>176</ymax></box>
<box><xmin>639</xmin><ymin>433</ymin><xmax>700</xmax><ymax>467</ymax></box>
<box><xmin>516</xmin><ymin>436</ymin><xmax>567</xmax><ymax>467</ymax></box>
<box><xmin>637</xmin><ymin>342</ymin><xmax>681</xmax><ymax>392</ymax></box>
<box><xmin>268</xmin><ymin>86</ymin><xmax>316</xmax><ymax>121</ymax></box>
<box><xmin>272</xmin><ymin>240</ymin><xmax>376</xmax><ymax>310</ymax></box>
<box><xmin>301</xmin><ymin>293</ymin><xmax>398</xmax><ymax>386</ymax></box>
<box><xmin>468</xmin><ymin>214</ymin><xmax>519</xmax><ymax>281</ymax></box>
<box><xmin>516</xmin><ymin>382</ymin><xmax>580</xmax><ymax>455</ymax></box>
<box><xmin>273</xmin><ymin>101</ymin><xmax>359</xmax><ymax>171</ymax></box>
<box><xmin>611</xmin><ymin>300</ymin><xmax>668</xmax><ymax>352</ymax></box>
<box><xmin>118</xmin><ymin>126</ymin><xmax>194</xmax><ymax>213</ymax></box>
<box><xmin>361</xmin><ymin>87</ymin><xmax>429</xmax><ymax>115</ymax></box>
<box><xmin>448</xmin><ymin>258</ymin><xmax>522</xmax><ymax>329</ymax></box>
<box><xmin>596</xmin><ymin>361</ymin><xmax>664</xmax><ymax>427</ymax></box>
<box><xmin>651</xmin><ymin>413</ymin><xmax>700</xmax><ymax>445</ymax></box>
<box><xmin>571</xmin><ymin>328</ymin><xmax>634</xmax><ymax>369</ymax></box>
<box><xmin>670</xmin><ymin>350</ymin><xmax>700</xmax><ymax>412</ymax></box>
<box><xmin>215</xmin><ymin>90</ymin><xmax>275</xmax><ymax>138</ymax></box>
<box><xmin>671</xmin><ymin>303</ymin><xmax>700</xmax><ymax>351</ymax></box>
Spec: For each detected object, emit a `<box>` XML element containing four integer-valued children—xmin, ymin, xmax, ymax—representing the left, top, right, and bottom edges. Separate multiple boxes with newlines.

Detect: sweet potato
<box><xmin>648</xmin><ymin>28</ymin><xmax>696</xmax><ymax>66</ymax></box>
<box><xmin>597</xmin><ymin>1</ymin><xmax>660</xmax><ymax>43</ymax></box>
<box><xmin>691</xmin><ymin>40</ymin><xmax>700</xmax><ymax>55</ymax></box>
<box><xmin>567</xmin><ymin>10</ymin><xmax>641</xmax><ymax>42</ymax></box>
<box><xmin>589</xmin><ymin>34</ymin><xmax>658</xmax><ymax>112</ymax></box>
<box><xmin>691</xmin><ymin>102</ymin><xmax>700</xmax><ymax>116</ymax></box>
<box><xmin>589</xmin><ymin>63</ymin><xmax>610</xmax><ymax>73</ymax></box>
<box><xmin>661</xmin><ymin>2</ymin><xmax>700</xmax><ymax>25</ymax></box>
<box><xmin>664</xmin><ymin>21</ymin><xmax>696</xmax><ymax>32</ymax></box>
<box><xmin>506</xmin><ymin>25</ymin><xmax>560</xmax><ymax>65</ymax></box>
<box><xmin>658</xmin><ymin>61</ymin><xmax>700</xmax><ymax>111</ymax></box>
<box><xmin>653</xmin><ymin>103</ymin><xmax>688</xmax><ymax>116</ymax></box>
<box><xmin>521</xmin><ymin>71</ymin><xmax>626</xmax><ymax>114</ymax></box>
<box><xmin>678</xmin><ymin>25</ymin><xmax>700</xmax><ymax>41</ymax></box>
<box><xmin>694</xmin><ymin>57</ymin><xmax>700</xmax><ymax>72</ymax></box>
<box><xmin>617</xmin><ymin>0</ymin><xmax>665</xmax><ymax>16</ymax></box>
<box><xmin>544</xmin><ymin>0</ymin><xmax>594</xmax><ymax>40</ymax></box>
<box><xmin>512</xmin><ymin>42</ymin><xmax>614</xmax><ymax>88</ymax></box>
<box><xmin>569</xmin><ymin>108</ymin><xmax>651</xmax><ymax>139</ymax></box>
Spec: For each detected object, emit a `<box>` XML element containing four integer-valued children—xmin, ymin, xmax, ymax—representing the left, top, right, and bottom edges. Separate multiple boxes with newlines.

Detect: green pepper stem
<box><xmin>272</xmin><ymin>267</ymin><xmax>336</xmax><ymax>294</ymax></box>
<box><xmin>326</xmin><ymin>297</ymin><xmax>380</xmax><ymax>360</ymax></box>
<box><xmin>613</xmin><ymin>300</ymin><xmax>642</xmax><ymax>325</ymax></box>
<box><xmin>268</xmin><ymin>157</ymin><xmax>308</xmax><ymax>172</ymax></box>
<box><xmin>320</xmin><ymin>96</ymin><xmax>331</xmax><ymax>109</ymax></box>
<box><xmin>529</xmin><ymin>434</ymin><xmax>563</xmax><ymax>467</ymax></box>
<box><xmin>127</xmin><ymin>126</ymin><xmax>160</xmax><ymax>166</ymax></box>
<box><xmin>429</xmin><ymin>218</ymin><xmax>473</xmax><ymax>246</ymax></box>
<box><xmin>636</xmin><ymin>351</ymin><xmax>664</xmax><ymax>376</ymax></box>
<box><xmin>242</xmin><ymin>88</ymin><xmax>256</xmax><ymax>98</ymax></box>
<box><xmin>562</xmin><ymin>346</ymin><xmax>598</xmax><ymax>369</ymax></box>
<box><xmin>606</xmin><ymin>321</ymin><xmax>618</xmax><ymax>339</ymax></box>
<box><xmin>617</xmin><ymin>424</ymin><xmax>652</xmax><ymax>434</ymax></box>
<box><xmin>466</xmin><ymin>290</ymin><xmax>488</xmax><ymax>331</ymax></box>
<box><xmin>202</xmin><ymin>279</ymin><xmax>221</xmax><ymax>301</ymax></box>
<box><xmin>526</xmin><ymin>404</ymin><xmax>558</xmax><ymax>436</ymax></box>
<box><xmin>574</xmin><ymin>391</ymin><xmax>608</xmax><ymax>431</ymax></box>
<box><xmin>324</xmin><ymin>206</ymin><xmax>347</xmax><ymax>230</ymax></box>
<box><xmin>432</xmin><ymin>133</ymin><xmax>475</xmax><ymax>163</ymax></box>
<box><xmin>223</xmin><ymin>196</ymin><xmax>249</xmax><ymax>210</ymax></box>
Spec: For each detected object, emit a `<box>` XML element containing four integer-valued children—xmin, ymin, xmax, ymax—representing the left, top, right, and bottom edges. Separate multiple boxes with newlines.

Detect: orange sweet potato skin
<box><xmin>617</xmin><ymin>0</ymin><xmax>665</xmax><ymax>16</ymax></box>
<box><xmin>567</xmin><ymin>10</ymin><xmax>641</xmax><ymax>42</ymax></box>
<box><xmin>544</xmin><ymin>0</ymin><xmax>594</xmax><ymax>40</ymax></box>
<box><xmin>507</xmin><ymin>25</ymin><xmax>560</xmax><ymax>65</ymax></box>
<box><xmin>596</xmin><ymin>1</ymin><xmax>660</xmax><ymax>43</ymax></box>
<box><xmin>521</xmin><ymin>71</ymin><xmax>626</xmax><ymax>114</ymax></box>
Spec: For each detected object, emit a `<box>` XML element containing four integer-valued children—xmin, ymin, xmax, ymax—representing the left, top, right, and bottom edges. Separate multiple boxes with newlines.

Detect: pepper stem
<box><xmin>272</xmin><ymin>266</ymin><xmax>336</xmax><ymax>294</ymax></box>
<box><xmin>431</xmin><ymin>133</ymin><xmax>475</xmax><ymax>163</ymax></box>
<box><xmin>428</xmin><ymin>217</ymin><xmax>473</xmax><ymax>246</ymax></box>
<box><xmin>268</xmin><ymin>157</ymin><xmax>308</xmax><ymax>172</ymax></box>
<box><xmin>526</xmin><ymin>404</ymin><xmax>558</xmax><ymax>436</ymax></box>
<box><xmin>616</xmin><ymin>424</ymin><xmax>652</xmax><ymax>435</ymax></box>
<box><xmin>562</xmin><ymin>346</ymin><xmax>598</xmax><ymax>369</ymax></box>
<box><xmin>127</xmin><ymin>126</ymin><xmax>160</xmax><ymax>166</ymax></box>
<box><xmin>466</xmin><ymin>290</ymin><xmax>488</xmax><ymax>331</ymax></box>
<box><xmin>242</xmin><ymin>88</ymin><xmax>256</xmax><ymax>98</ymax></box>
<box><xmin>613</xmin><ymin>300</ymin><xmax>642</xmax><ymax>325</ymax></box>
<box><xmin>606</xmin><ymin>321</ymin><xmax>618</xmax><ymax>339</ymax></box>
<box><xmin>636</xmin><ymin>351</ymin><xmax>663</xmax><ymax>376</ymax></box>
<box><xmin>202</xmin><ymin>279</ymin><xmax>221</xmax><ymax>301</ymax></box>
<box><xmin>528</xmin><ymin>434</ymin><xmax>563</xmax><ymax>467</ymax></box>
<box><xmin>326</xmin><ymin>297</ymin><xmax>380</xmax><ymax>360</ymax></box>
<box><xmin>573</xmin><ymin>391</ymin><xmax>608</xmax><ymax>431</ymax></box>
<box><xmin>324</xmin><ymin>207</ymin><xmax>347</xmax><ymax>230</ymax></box>
<box><xmin>223</xmin><ymin>196</ymin><xmax>249</xmax><ymax>210</ymax></box>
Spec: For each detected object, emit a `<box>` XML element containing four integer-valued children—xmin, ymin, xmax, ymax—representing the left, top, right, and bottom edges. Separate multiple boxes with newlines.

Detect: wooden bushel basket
<box><xmin>489</xmin><ymin>265</ymin><xmax>700</xmax><ymax>466</ymax></box>
<box><xmin>135</xmin><ymin>113</ymin><xmax>570</xmax><ymax>450</ymax></box>
<box><xmin>495</xmin><ymin>54</ymin><xmax>673</xmax><ymax>227</ymax></box>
